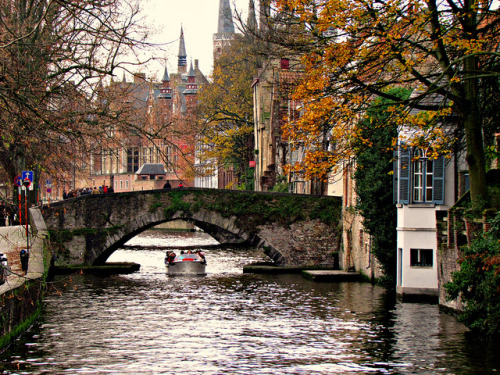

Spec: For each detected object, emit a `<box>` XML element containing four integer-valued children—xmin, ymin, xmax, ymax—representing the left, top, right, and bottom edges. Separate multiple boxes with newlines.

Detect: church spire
<box><xmin>213</xmin><ymin>0</ymin><xmax>235</xmax><ymax>61</ymax></box>
<box><xmin>162</xmin><ymin>65</ymin><xmax>170</xmax><ymax>82</ymax></box>
<box><xmin>247</xmin><ymin>0</ymin><xmax>257</xmax><ymax>34</ymax></box>
<box><xmin>178</xmin><ymin>26</ymin><xmax>187</xmax><ymax>74</ymax></box>
<box><xmin>217</xmin><ymin>0</ymin><xmax>235</xmax><ymax>34</ymax></box>
<box><xmin>158</xmin><ymin>65</ymin><xmax>172</xmax><ymax>100</ymax></box>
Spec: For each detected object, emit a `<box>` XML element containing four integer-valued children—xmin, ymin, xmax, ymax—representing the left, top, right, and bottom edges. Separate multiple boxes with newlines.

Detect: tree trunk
<box><xmin>463</xmin><ymin>53</ymin><xmax>489</xmax><ymax>208</ymax></box>
<box><xmin>464</xmin><ymin>109</ymin><xmax>489</xmax><ymax>208</ymax></box>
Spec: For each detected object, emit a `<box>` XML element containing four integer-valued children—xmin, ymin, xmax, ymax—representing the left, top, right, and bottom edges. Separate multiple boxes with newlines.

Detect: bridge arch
<box><xmin>37</xmin><ymin>188</ymin><xmax>342</xmax><ymax>268</ymax></box>
<box><xmin>93</xmin><ymin>211</ymin><xmax>272</xmax><ymax>265</ymax></box>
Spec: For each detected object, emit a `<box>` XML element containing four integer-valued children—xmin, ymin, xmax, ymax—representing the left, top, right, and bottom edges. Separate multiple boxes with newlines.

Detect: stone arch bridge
<box><xmin>35</xmin><ymin>188</ymin><xmax>342</xmax><ymax>267</ymax></box>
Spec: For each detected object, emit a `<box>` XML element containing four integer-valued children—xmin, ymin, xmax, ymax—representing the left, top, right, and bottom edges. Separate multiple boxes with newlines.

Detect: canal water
<box><xmin>1</xmin><ymin>230</ymin><xmax>499</xmax><ymax>374</ymax></box>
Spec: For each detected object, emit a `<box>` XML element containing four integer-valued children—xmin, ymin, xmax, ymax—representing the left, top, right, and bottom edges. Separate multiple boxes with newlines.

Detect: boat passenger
<box><xmin>197</xmin><ymin>251</ymin><xmax>206</xmax><ymax>264</ymax></box>
<box><xmin>165</xmin><ymin>251</ymin><xmax>176</xmax><ymax>264</ymax></box>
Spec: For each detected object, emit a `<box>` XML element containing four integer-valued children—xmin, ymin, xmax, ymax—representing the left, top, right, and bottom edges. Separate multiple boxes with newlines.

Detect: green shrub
<box><xmin>445</xmin><ymin>212</ymin><xmax>500</xmax><ymax>336</ymax></box>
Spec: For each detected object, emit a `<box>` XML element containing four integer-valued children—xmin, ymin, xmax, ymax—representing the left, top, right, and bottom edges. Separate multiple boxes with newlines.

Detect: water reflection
<box><xmin>0</xmin><ymin>230</ymin><xmax>498</xmax><ymax>374</ymax></box>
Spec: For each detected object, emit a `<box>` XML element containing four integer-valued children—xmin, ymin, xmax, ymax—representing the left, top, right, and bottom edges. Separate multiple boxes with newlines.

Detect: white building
<box><xmin>394</xmin><ymin>130</ymin><xmax>468</xmax><ymax>299</ymax></box>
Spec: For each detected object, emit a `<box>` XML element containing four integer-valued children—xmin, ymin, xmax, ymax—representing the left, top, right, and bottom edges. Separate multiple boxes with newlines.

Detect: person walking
<box><xmin>20</xmin><ymin>249</ymin><xmax>29</xmax><ymax>275</ymax></box>
<box><xmin>0</xmin><ymin>202</ymin><xmax>5</xmax><ymax>226</ymax></box>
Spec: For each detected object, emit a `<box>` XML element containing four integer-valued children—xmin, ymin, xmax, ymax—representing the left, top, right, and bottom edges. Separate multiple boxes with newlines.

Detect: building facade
<box><xmin>394</xmin><ymin>127</ymin><xmax>468</xmax><ymax>298</ymax></box>
<box><xmin>36</xmin><ymin>28</ymin><xmax>208</xmax><ymax>202</ymax></box>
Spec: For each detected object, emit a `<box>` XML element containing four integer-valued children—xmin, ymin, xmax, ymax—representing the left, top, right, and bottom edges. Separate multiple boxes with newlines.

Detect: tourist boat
<box><xmin>165</xmin><ymin>252</ymin><xmax>206</xmax><ymax>275</ymax></box>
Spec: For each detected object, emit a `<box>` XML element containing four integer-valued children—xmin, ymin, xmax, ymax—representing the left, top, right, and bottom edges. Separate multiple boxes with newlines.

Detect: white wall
<box><xmin>396</xmin><ymin>155</ymin><xmax>460</xmax><ymax>296</ymax></box>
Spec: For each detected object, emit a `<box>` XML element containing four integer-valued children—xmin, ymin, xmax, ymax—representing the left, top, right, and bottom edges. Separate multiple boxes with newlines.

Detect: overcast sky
<box><xmin>133</xmin><ymin>0</ymin><xmax>250</xmax><ymax>81</ymax></box>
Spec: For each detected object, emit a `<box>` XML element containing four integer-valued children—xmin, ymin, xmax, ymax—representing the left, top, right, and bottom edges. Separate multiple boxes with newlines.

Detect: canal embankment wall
<box><xmin>0</xmin><ymin>208</ymin><xmax>49</xmax><ymax>349</ymax></box>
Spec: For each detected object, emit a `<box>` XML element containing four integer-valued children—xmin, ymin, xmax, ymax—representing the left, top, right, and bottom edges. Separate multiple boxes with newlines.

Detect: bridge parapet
<box><xmin>39</xmin><ymin>188</ymin><xmax>342</xmax><ymax>267</ymax></box>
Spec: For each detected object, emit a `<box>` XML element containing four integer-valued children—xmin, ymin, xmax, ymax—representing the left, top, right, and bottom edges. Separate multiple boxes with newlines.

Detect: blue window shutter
<box><xmin>399</xmin><ymin>147</ymin><xmax>411</xmax><ymax>204</ymax></box>
<box><xmin>432</xmin><ymin>156</ymin><xmax>445</xmax><ymax>204</ymax></box>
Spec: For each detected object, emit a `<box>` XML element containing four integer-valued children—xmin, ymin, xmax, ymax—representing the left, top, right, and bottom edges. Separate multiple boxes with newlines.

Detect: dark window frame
<box><xmin>410</xmin><ymin>248</ymin><xmax>433</xmax><ymax>268</ymax></box>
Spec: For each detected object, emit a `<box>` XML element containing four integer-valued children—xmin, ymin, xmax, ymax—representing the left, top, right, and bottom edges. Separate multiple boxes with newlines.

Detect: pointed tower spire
<box><xmin>162</xmin><ymin>65</ymin><xmax>170</xmax><ymax>82</ymax></box>
<box><xmin>213</xmin><ymin>0</ymin><xmax>236</xmax><ymax>61</ymax></box>
<box><xmin>184</xmin><ymin>60</ymin><xmax>198</xmax><ymax>110</ymax></box>
<box><xmin>158</xmin><ymin>65</ymin><xmax>172</xmax><ymax>100</ymax></box>
<box><xmin>247</xmin><ymin>0</ymin><xmax>257</xmax><ymax>34</ymax></box>
<box><xmin>188</xmin><ymin>61</ymin><xmax>195</xmax><ymax>78</ymax></box>
<box><xmin>217</xmin><ymin>0</ymin><xmax>235</xmax><ymax>33</ymax></box>
<box><xmin>178</xmin><ymin>26</ymin><xmax>187</xmax><ymax>74</ymax></box>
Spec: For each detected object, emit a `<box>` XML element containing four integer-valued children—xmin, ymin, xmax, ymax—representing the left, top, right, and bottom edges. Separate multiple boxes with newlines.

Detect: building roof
<box><xmin>136</xmin><ymin>163</ymin><xmax>166</xmax><ymax>175</ymax></box>
<box><xmin>217</xmin><ymin>0</ymin><xmax>235</xmax><ymax>34</ymax></box>
<box><xmin>162</xmin><ymin>66</ymin><xmax>170</xmax><ymax>82</ymax></box>
<box><xmin>178</xmin><ymin>26</ymin><xmax>187</xmax><ymax>67</ymax></box>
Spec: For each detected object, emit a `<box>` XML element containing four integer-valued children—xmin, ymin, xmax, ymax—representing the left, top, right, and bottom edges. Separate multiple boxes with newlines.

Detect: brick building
<box><xmin>39</xmin><ymin>27</ymin><xmax>208</xmax><ymax>200</ymax></box>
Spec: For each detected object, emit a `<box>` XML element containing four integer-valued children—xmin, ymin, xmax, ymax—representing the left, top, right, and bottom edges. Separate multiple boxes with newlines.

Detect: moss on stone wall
<box><xmin>42</xmin><ymin>188</ymin><xmax>342</xmax><ymax>267</ymax></box>
<box><xmin>0</xmin><ymin>281</ymin><xmax>45</xmax><ymax>350</ymax></box>
<box><xmin>157</xmin><ymin>190</ymin><xmax>341</xmax><ymax>232</ymax></box>
<box><xmin>48</xmin><ymin>226</ymin><xmax>123</xmax><ymax>244</ymax></box>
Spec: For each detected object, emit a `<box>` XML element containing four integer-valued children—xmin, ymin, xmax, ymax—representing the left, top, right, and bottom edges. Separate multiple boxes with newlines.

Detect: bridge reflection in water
<box><xmin>1</xmin><ymin>230</ymin><xmax>498</xmax><ymax>374</ymax></box>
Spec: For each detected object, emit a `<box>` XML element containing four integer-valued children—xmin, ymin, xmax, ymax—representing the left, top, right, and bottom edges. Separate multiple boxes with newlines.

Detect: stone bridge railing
<box><xmin>37</xmin><ymin>188</ymin><xmax>342</xmax><ymax>267</ymax></box>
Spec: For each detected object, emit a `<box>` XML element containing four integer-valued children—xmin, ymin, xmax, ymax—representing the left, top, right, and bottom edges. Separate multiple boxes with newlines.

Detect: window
<box><xmin>127</xmin><ymin>148</ymin><xmax>139</xmax><ymax>173</ymax></box>
<box><xmin>394</xmin><ymin>146</ymin><xmax>445</xmax><ymax>204</ymax></box>
<box><xmin>412</xmin><ymin>149</ymin><xmax>436</xmax><ymax>203</ymax></box>
<box><xmin>410</xmin><ymin>249</ymin><xmax>433</xmax><ymax>267</ymax></box>
<box><xmin>280</xmin><ymin>58</ymin><xmax>290</xmax><ymax>70</ymax></box>
<box><xmin>125</xmin><ymin>180</ymin><xmax>129</xmax><ymax>189</ymax></box>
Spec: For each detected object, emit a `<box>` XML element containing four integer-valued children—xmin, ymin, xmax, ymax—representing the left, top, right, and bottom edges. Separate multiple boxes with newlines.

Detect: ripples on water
<box><xmin>0</xmin><ymin>230</ymin><xmax>499</xmax><ymax>374</ymax></box>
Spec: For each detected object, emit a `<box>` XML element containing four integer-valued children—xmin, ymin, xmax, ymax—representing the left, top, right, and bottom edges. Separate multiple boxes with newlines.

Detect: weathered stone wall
<box><xmin>257</xmin><ymin>220</ymin><xmax>339</xmax><ymax>267</ymax></box>
<box><xmin>437</xmin><ymin>210</ymin><xmax>463</xmax><ymax>311</ymax></box>
<box><xmin>437</xmin><ymin>207</ymin><xmax>498</xmax><ymax>311</ymax></box>
<box><xmin>342</xmin><ymin>209</ymin><xmax>384</xmax><ymax>280</ymax></box>
<box><xmin>39</xmin><ymin>188</ymin><xmax>342</xmax><ymax>267</ymax></box>
<box><xmin>0</xmin><ymin>280</ymin><xmax>44</xmax><ymax>345</ymax></box>
<box><xmin>0</xmin><ymin>211</ymin><xmax>49</xmax><ymax>349</ymax></box>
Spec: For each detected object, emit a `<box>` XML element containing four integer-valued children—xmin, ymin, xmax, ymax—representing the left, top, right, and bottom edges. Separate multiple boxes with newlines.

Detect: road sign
<box><xmin>22</xmin><ymin>178</ymin><xmax>31</xmax><ymax>188</ymax></box>
<box><xmin>47</xmin><ymin>188</ymin><xmax>52</xmax><ymax>194</ymax></box>
<box><xmin>14</xmin><ymin>175</ymin><xmax>22</xmax><ymax>187</ymax></box>
<box><xmin>22</xmin><ymin>171</ymin><xmax>34</xmax><ymax>182</ymax></box>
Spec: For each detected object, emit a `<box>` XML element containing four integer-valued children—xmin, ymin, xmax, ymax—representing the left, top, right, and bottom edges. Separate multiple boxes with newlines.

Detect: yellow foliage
<box><xmin>273</xmin><ymin>0</ymin><xmax>497</xmax><ymax>181</ymax></box>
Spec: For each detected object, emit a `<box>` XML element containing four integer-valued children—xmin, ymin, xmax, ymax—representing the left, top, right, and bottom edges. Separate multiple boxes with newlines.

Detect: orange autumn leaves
<box><xmin>273</xmin><ymin>0</ymin><xmax>494</xmax><ymax>180</ymax></box>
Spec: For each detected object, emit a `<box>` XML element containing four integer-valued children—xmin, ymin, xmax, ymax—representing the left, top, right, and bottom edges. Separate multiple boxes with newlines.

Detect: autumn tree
<box><xmin>354</xmin><ymin>88</ymin><xmax>411</xmax><ymax>281</ymax></box>
<box><xmin>0</xmin><ymin>0</ymin><xmax>148</xmax><ymax>192</ymax></box>
<box><xmin>273</xmin><ymin>0</ymin><xmax>500</xmax><ymax>208</ymax></box>
<box><xmin>197</xmin><ymin>33</ymin><xmax>259</xmax><ymax>188</ymax></box>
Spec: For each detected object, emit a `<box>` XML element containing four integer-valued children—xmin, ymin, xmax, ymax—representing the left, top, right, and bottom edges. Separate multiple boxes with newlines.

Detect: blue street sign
<box><xmin>22</xmin><ymin>171</ymin><xmax>34</xmax><ymax>182</ymax></box>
